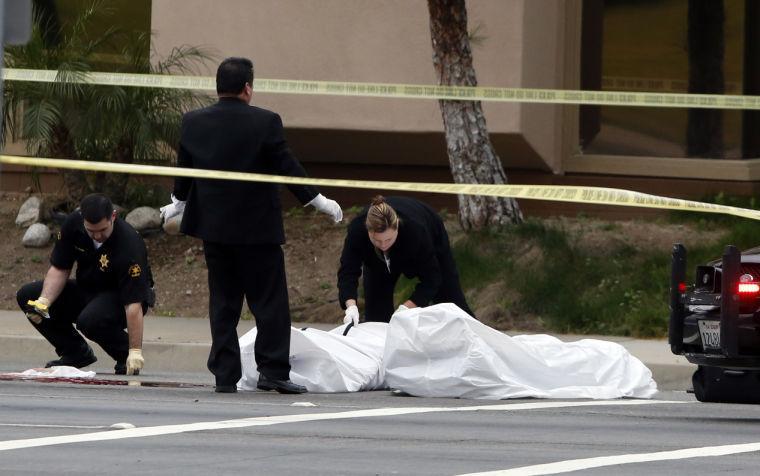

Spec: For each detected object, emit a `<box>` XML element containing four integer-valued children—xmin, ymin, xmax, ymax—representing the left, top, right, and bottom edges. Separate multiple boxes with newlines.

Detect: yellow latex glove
<box><xmin>25</xmin><ymin>296</ymin><xmax>51</xmax><ymax>324</ymax></box>
<box><xmin>126</xmin><ymin>348</ymin><xmax>144</xmax><ymax>375</ymax></box>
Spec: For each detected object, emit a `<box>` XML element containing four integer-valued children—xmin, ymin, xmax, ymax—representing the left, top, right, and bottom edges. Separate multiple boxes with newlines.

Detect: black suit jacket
<box><xmin>173</xmin><ymin>97</ymin><xmax>318</xmax><ymax>245</ymax></box>
<box><xmin>337</xmin><ymin>197</ymin><xmax>448</xmax><ymax>308</ymax></box>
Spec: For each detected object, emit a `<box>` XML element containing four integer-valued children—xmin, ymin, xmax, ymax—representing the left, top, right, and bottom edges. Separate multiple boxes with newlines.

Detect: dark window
<box><xmin>36</xmin><ymin>0</ymin><xmax>151</xmax><ymax>71</ymax></box>
<box><xmin>580</xmin><ymin>0</ymin><xmax>747</xmax><ymax>159</ymax></box>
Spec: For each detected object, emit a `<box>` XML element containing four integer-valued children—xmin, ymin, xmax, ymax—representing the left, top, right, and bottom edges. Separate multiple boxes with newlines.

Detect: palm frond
<box><xmin>80</xmin><ymin>25</ymin><xmax>122</xmax><ymax>59</ymax></box>
<box><xmin>3</xmin><ymin>0</ymin><xmax>214</xmax><ymax>200</ymax></box>
<box><xmin>22</xmin><ymin>99</ymin><xmax>61</xmax><ymax>151</ymax></box>
<box><xmin>66</xmin><ymin>0</ymin><xmax>114</xmax><ymax>45</ymax></box>
<box><xmin>153</xmin><ymin>44</ymin><xmax>217</xmax><ymax>75</ymax></box>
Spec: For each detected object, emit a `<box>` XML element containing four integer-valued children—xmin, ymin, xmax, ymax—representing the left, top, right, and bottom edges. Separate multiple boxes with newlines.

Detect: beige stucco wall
<box><xmin>150</xmin><ymin>0</ymin><xmax>570</xmax><ymax>170</ymax></box>
<box><xmin>520</xmin><ymin>0</ymin><xmax>563</xmax><ymax>172</ymax></box>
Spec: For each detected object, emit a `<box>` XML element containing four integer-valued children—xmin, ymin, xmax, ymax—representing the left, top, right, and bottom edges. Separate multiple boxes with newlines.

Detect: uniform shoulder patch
<box><xmin>129</xmin><ymin>263</ymin><xmax>141</xmax><ymax>278</ymax></box>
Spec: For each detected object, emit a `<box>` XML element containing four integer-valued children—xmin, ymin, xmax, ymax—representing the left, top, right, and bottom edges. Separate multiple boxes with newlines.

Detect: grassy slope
<box><xmin>451</xmin><ymin>219</ymin><xmax>673</xmax><ymax>337</ymax></box>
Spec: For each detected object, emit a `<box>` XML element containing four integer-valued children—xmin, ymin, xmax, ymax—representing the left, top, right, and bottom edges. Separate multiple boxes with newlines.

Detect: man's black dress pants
<box><xmin>203</xmin><ymin>242</ymin><xmax>291</xmax><ymax>386</ymax></box>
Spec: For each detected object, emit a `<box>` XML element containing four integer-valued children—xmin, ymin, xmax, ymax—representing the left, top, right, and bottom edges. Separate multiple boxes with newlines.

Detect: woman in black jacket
<box><xmin>337</xmin><ymin>195</ymin><xmax>474</xmax><ymax>324</ymax></box>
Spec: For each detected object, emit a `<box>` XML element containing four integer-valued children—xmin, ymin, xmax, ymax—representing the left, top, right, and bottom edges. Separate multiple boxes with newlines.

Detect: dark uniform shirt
<box><xmin>51</xmin><ymin>212</ymin><xmax>154</xmax><ymax>306</ymax></box>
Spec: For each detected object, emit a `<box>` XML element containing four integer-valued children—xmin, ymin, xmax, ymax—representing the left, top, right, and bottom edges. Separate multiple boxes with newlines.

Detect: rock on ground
<box><xmin>15</xmin><ymin>196</ymin><xmax>42</xmax><ymax>227</ymax></box>
<box><xmin>162</xmin><ymin>213</ymin><xmax>183</xmax><ymax>235</ymax></box>
<box><xmin>22</xmin><ymin>223</ymin><xmax>51</xmax><ymax>248</ymax></box>
<box><xmin>125</xmin><ymin>207</ymin><xmax>161</xmax><ymax>232</ymax></box>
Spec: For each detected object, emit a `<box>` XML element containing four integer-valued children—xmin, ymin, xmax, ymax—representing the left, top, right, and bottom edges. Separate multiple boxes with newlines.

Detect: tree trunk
<box><xmin>687</xmin><ymin>0</ymin><xmax>724</xmax><ymax>158</ymax></box>
<box><xmin>427</xmin><ymin>0</ymin><xmax>522</xmax><ymax>230</ymax></box>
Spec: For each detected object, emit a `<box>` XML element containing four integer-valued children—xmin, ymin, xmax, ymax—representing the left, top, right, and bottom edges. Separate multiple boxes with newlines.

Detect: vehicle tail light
<box><xmin>738</xmin><ymin>282</ymin><xmax>760</xmax><ymax>294</ymax></box>
<box><xmin>738</xmin><ymin>273</ymin><xmax>760</xmax><ymax>294</ymax></box>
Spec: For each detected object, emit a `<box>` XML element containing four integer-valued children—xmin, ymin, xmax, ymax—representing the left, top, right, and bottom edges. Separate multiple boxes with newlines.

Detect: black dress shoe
<box><xmin>257</xmin><ymin>374</ymin><xmax>307</xmax><ymax>394</ymax></box>
<box><xmin>215</xmin><ymin>384</ymin><xmax>237</xmax><ymax>393</ymax></box>
<box><xmin>45</xmin><ymin>348</ymin><xmax>97</xmax><ymax>369</ymax></box>
<box><xmin>114</xmin><ymin>362</ymin><xmax>139</xmax><ymax>376</ymax></box>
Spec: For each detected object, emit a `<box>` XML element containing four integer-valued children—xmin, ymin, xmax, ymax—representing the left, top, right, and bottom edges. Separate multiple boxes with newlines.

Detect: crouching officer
<box><xmin>16</xmin><ymin>193</ymin><xmax>155</xmax><ymax>375</ymax></box>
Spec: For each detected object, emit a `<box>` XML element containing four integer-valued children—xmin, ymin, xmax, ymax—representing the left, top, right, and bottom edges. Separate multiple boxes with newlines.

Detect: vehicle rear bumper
<box><xmin>680</xmin><ymin>313</ymin><xmax>760</xmax><ymax>368</ymax></box>
<box><xmin>682</xmin><ymin>353</ymin><xmax>760</xmax><ymax>369</ymax></box>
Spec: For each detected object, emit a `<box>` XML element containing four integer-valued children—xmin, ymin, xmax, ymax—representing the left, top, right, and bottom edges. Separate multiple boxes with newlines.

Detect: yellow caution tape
<box><xmin>3</xmin><ymin>68</ymin><xmax>760</xmax><ymax>110</ymax></box>
<box><xmin>2</xmin><ymin>154</ymin><xmax>759</xmax><ymax>221</ymax></box>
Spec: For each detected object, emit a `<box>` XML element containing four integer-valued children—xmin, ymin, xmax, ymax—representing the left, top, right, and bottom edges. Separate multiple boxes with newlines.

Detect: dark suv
<box><xmin>669</xmin><ymin>244</ymin><xmax>760</xmax><ymax>403</ymax></box>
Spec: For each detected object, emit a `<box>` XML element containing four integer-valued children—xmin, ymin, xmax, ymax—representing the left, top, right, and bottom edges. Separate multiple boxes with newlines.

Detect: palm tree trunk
<box><xmin>427</xmin><ymin>0</ymin><xmax>522</xmax><ymax>229</ymax></box>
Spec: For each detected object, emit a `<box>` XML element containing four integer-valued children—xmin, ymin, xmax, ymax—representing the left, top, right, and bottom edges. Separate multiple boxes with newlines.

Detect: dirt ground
<box><xmin>0</xmin><ymin>192</ymin><xmax>727</xmax><ymax>331</ymax></box>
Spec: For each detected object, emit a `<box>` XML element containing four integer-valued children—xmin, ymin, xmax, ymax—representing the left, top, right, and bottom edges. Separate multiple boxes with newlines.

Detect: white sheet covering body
<box><xmin>237</xmin><ymin>322</ymin><xmax>387</xmax><ymax>393</ymax></box>
<box><xmin>383</xmin><ymin>303</ymin><xmax>657</xmax><ymax>399</ymax></box>
<box><xmin>237</xmin><ymin>303</ymin><xmax>657</xmax><ymax>399</ymax></box>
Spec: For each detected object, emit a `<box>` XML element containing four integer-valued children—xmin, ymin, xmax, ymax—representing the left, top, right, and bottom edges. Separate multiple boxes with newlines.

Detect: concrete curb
<box><xmin>1</xmin><ymin>335</ymin><xmax>207</xmax><ymax>374</ymax></box>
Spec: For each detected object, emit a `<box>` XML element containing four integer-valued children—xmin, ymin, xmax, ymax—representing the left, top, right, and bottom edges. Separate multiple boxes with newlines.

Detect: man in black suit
<box><xmin>161</xmin><ymin>57</ymin><xmax>342</xmax><ymax>394</ymax></box>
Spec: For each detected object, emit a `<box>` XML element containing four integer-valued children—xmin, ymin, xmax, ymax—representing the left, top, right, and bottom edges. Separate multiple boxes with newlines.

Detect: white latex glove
<box><xmin>159</xmin><ymin>194</ymin><xmax>186</xmax><ymax>222</ymax></box>
<box><xmin>307</xmin><ymin>193</ymin><xmax>343</xmax><ymax>223</ymax></box>
<box><xmin>25</xmin><ymin>296</ymin><xmax>50</xmax><ymax>324</ymax></box>
<box><xmin>343</xmin><ymin>305</ymin><xmax>360</xmax><ymax>326</ymax></box>
<box><xmin>126</xmin><ymin>348</ymin><xmax>144</xmax><ymax>375</ymax></box>
<box><xmin>395</xmin><ymin>304</ymin><xmax>409</xmax><ymax>314</ymax></box>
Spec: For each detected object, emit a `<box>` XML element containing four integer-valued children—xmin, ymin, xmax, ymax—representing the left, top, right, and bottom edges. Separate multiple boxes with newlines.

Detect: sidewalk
<box><xmin>0</xmin><ymin>310</ymin><xmax>695</xmax><ymax>391</ymax></box>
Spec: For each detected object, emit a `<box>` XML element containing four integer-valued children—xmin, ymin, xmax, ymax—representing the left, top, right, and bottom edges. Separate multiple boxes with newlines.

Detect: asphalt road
<box><xmin>2</xmin><ymin>380</ymin><xmax>760</xmax><ymax>475</ymax></box>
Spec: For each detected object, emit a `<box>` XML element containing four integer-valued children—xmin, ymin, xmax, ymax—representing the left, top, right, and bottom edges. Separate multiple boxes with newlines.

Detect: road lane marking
<box><xmin>457</xmin><ymin>441</ymin><xmax>760</xmax><ymax>475</ymax></box>
<box><xmin>0</xmin><ymin>399</ymin><xmax>681</xmax><ymax>451</ymax></box>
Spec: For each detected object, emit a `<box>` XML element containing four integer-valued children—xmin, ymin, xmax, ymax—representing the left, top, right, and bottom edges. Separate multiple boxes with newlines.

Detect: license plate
<box><xmin>698</xmin><ymin>320</ymin><xmax>721</xmax><ymax>350</ymax></box>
